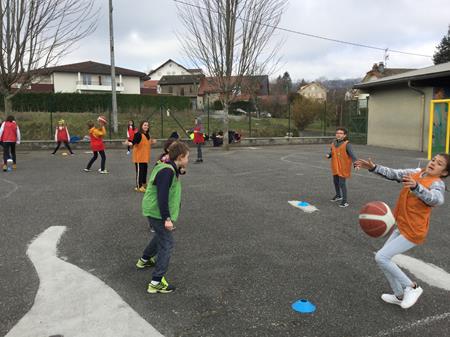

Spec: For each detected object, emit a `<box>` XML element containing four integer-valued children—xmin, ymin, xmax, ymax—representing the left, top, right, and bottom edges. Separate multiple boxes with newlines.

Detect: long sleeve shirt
<box><xmin>154</xmin><ymin>161</ymin><xmax>179</xmax><ymax>220</ymax></box>
<box><xmin>371</xmin><ymin>165</ymin><xmax>445</xmax><ymax>207</ymax></box>
<box><xmin>328</xmin><ymin>139</ymin><xmax>357</xmax><ymax>162</ymax></box>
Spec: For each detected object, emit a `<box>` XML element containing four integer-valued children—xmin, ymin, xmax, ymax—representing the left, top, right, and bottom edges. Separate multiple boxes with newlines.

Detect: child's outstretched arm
<box><xmin>410</xmin><ymin>179</ymin><xmax>445</xmax><ymax>207</ymax></box>
<box><xmin>355</xmin><ymin>159</ymin><xmax>420</xmax><ymax>182</ymax></box>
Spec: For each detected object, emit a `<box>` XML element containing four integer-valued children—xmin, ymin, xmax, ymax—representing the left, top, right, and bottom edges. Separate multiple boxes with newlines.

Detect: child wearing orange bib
<box><xmin>327</xmin><ymin>127</ymin><xmax>358</xmax><ymax>207</ymax></box>
<box><xmin>356</xmin><ymin>154</ymin><xmax>449</xmax><ymax>309</ymax></box>
<box><xmin>127</xmin><ymin>121</ymin><xmax>156</xmax><ymax>192</ymax></box>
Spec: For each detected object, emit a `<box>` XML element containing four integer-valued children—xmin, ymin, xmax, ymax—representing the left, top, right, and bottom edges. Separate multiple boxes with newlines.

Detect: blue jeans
<box><xmin>375</xmin><ymin>229</ymin><xmax>416</xmax><ymax>297</ymax></box>
<box><xmin>142</xmin><ymin>217</ymin><xmax>174</xmax><ymax>279</ymax></box>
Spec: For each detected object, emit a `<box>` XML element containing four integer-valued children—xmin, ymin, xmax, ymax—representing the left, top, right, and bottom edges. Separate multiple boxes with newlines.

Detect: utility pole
<box><xmin>109</xmin><ymin>0</ymin><xmax>118</xmax><ymax>133</ymax></box>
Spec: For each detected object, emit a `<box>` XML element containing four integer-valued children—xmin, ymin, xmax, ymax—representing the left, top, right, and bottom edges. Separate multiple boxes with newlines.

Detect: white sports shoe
<box><xmin>381</xmin><ymin>294</ymin><xmax>402</xmax><ymax>306</ymax></box>
<box><xmin>401</xmin><ymin>286</ymin><xmax>423</xmax><ymax>309</ymax></box>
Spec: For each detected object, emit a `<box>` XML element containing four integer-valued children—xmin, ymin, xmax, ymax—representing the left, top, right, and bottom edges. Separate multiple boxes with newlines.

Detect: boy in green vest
<box><xmin>136</xmin><ymin>141</ymin><xmax>190</xmax><ymax>293</ymax></box>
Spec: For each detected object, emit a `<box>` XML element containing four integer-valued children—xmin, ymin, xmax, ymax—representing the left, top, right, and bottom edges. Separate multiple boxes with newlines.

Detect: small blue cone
<box><xmin>297</xmin><ymin>201</ymin><xmax>310</xmax><ymax>207</ymax></box>
<box><xmin>292</xmin><ymin>299</ymin><xmax>316</xmax><ymax>313</ymax></box>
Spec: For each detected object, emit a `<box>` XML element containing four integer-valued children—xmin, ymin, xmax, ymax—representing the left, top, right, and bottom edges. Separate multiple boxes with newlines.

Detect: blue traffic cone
<box><xmin>292</xmin><ymin>299</ymin><xmax>316</xmax><ymax>313</ymax></box>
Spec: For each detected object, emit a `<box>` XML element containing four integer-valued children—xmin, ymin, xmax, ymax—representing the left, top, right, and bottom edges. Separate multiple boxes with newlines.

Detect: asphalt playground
<box><xmin>0</xmin><ymin>144</ymin><xmax>449</xmax><ymax>337</ymax></box>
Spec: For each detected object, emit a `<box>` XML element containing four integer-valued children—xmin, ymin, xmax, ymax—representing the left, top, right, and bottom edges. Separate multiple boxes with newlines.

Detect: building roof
<box><xmin>36</xmin><ymin>61</ymin><xmax>148</xmax><ymax>78</ymax></box>
<box><xmin>298</xmin><ymin>82</ymin><xmax>327</xmax><ymax>92</ymax></box>
<box><xmin>354</xmin><ymin>62</ymin><xmax>450</xmax><ymax>89</ymax></box>
<box><xmin>159</xmin><ymin>74</ymin><xmax>204</xmax><ymax>85</ymax></box>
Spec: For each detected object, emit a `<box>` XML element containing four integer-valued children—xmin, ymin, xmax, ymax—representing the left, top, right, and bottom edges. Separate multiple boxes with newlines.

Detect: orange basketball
<box><xmin>359</xmin><ymin>201</ymin><xmax>395</xmax><ymax>238</ymax></box>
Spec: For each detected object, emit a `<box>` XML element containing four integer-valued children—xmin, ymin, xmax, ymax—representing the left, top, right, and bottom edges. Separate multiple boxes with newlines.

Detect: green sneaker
<box><xmin>147</xmin><ymin>277</ymin><xmax>175</xmax><ymax>294</ymax></box>
<box><xmin>136</xmin><ymin>256</ymin><xmax>156</xmax><ymax>269</ymax></box>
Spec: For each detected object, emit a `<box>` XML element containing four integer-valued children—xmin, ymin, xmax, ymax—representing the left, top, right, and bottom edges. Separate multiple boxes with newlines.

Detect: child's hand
<box><xmin>165</xmin><ymin>219</ymin><xmax>174</xmax><ymax>231</ymax></box>
<box><xmin>402</xmin><ymin>175</ymin><xmax>418</xmax><ymax>189</ymax></box>
<box><xmin>355</xmin><ymin>158</ymin><xmax>375</xmax><ymax>170</ymax></box>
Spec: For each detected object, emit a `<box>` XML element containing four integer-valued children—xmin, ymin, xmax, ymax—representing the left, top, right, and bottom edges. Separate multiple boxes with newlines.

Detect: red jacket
<box><xmin>127</xmin><ymin>126</ymin><xmax>137</xmax><ymax>141</ymax></box>
<box><xmin>0</xmin><ymin>121</ymin><xmax>20</xmax><ymax>143</ymax></box>
<box><xmin>55</xmin><ymin>126</ymin><xmax>70</xmax><ymax>142</ymax></box>
<box><xmin>193</xmin><ymin>125</ymin><xmax>204</xmax><ymax>144</ymax></box>
<box><xmin>89</xmin><ymin>127</ymin><xmax>106</xmax><ymax>151</ymax></box>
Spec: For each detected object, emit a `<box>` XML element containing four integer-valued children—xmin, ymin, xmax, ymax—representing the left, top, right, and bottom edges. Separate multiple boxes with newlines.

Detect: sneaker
<box><xmin>127</xmin><ymin>151</ymin><xmax>131</xmax><ymax>155</ymax></box>
<box><xmin>99</xmin><ymin>170</ymin><xmax>109</xmax><ymax>174</ymax></box>
<box><xmin>147</xmin><ymin>277</ymin><xmax>175</xmax><ymax>294</ymax></box>
<box><xmin>138</xmin><ymin>186</ymin><xmax>146</xmax><ymax>192</ymax></box>
<box><xmin>84</xmin><ymin>168</ymin><xmax>91</xmax><ymax>172</ymax></box>
<box><xmin>136</xmin><ymin>256</ymin><xmax>156</xmax><ymax>270</ymax></box>
<box><xmin>339</xmin><ymin>202</ymin><xmax>349</xmax><ymax>208</ymax></box>
<box><xmin>330</xmin><ymin>195</ymin><xmax>343</xmax><ymax>202</ymax></box>
<box><xmin>2</xmin><ymin>165</ymin><xmax>6</xmax><ymax>172</ymax></box>
<box><xmin>381</xmin><ymin>294</ymin><xmax>402</xmax><ymax>306</ymax></box>
<box><xmin>70</xmin><ymin>153</ymin><xmax>75</xmax><ymax>156</ymax></box>
<box><xmin>12</xmin><ymin>164</ymin><xmax>16</xmax><ymax>170</ymax></box>
<box><xmin>401</xmin><ymin>285</ymin><xmax>423</xmax><ymax>309</ymax></box>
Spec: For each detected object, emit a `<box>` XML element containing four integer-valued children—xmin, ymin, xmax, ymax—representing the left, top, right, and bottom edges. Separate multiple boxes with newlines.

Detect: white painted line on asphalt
<box><xmin>365</xmin><ymin>312</ymin><xmax>450</xmax><ymax>337</ymax></box>
<box><xmin>247</xmin><ymin>147</ymin><xmax>260</xmax><ymax>150</ymax></box>
<box><xmin>6</xmin><ymin>226</ymin><xmax>164</xmax><ymax>337</ymax></box>
<box><xmin>0</xmin><ymin>178</ymin><xmax>18</xmax><ymax>199</ymax></box>
<box><xmin>393</xmin><ymin>254</ymin><xmax>450</xmax><ymax>291</ymax></box>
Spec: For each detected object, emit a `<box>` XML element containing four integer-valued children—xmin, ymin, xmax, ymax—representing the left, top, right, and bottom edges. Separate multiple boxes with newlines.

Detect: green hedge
<box><xmin>1</xmin><ymin>93</ymin><xmax>191</xmax><ymax>112</ymax></box>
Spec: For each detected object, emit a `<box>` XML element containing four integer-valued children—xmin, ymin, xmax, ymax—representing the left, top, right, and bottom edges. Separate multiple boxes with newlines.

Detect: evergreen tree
<box><xmin>433</xmin><ymin>25</ymin><xmax>450</xmax><ymax>65</ymax></box>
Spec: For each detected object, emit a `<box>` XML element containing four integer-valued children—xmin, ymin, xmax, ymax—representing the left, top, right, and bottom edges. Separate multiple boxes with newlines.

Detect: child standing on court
<box><xmin>0</xmin><ymin>115</ymin><xmax>21</xmax><ymax>171</ymax></box>
<box><xmin>127</xmin><ymin>120</ymin><xmax>156</xmax><ymax>192</ymax></box>
<box><xmin>52</xmin><ymin>119</ymin><xmax>74</xmax><ymax>155</ymax></box>
<box><xmin>356</xmin><ymin>154</ymin><xmax>449</xmax><ymax>309</ymax></box>
<box><xmin>84</xmin><ymin>116</ymin><xmax>108</xmax><ymax>174</ymax></box>
<box><xmin>126</xmin><ymin>120</ymin><xmax>137</xmax><ymax>155</ymax></box>
<box><xmin>327</xmin><ymin>127</ymin><xmax>358</xmax><ymax>207</ymax></box>
<box><xmin>136</xmin><ymin>141</ymin><xmax>190</xmax><ymax>294</ymax></box>
<box><xmin>193</xmin><ymin>117</ymin><xmax>205</xmax><ymax>163</ymax></box>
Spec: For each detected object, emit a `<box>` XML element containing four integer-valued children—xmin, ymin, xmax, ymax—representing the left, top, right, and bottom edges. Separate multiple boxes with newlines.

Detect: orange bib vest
<box><xmin>331</xmin><ymin>141</ymin><xmax>352</xmax><ymax>178</ymax></box>
<box><xmin>132</xmin><ymin>133</ymin><xmax>151</xmax><ymax>164</ymax></box>
<box><xmin>394</xmin><ymin>170</ymin><xmax>441</xmax><ymax>245</ymax></box>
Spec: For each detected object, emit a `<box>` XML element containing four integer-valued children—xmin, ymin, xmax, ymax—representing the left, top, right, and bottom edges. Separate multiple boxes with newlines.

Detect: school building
<box><xmin>353</xmin><ymin>61</ymin><xmax>450</xmax><ymax>155</ymax></box>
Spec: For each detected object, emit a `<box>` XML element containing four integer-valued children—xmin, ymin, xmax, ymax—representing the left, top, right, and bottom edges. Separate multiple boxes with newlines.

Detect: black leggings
<box><xmin>2</xmin><ymin>142</ymin><xmax>16</xmax><ymax>164</ymax></box>
<box><xmin>86</xmin><ymin>151</ymin><xmax>106</xmax><ymax>171</ymax></box>
<box><xmin>333</xmin><ymin>175</ymin><xmax>347</xmax><ymax>202</ymax></box>
<box><xmin>135</xmin><ymin>163</ymin><xmax>148</xmax><ymax>188</ymax></box>
<box><xmin>52</xmin><ymin>141</ymin><xmax>73</xmax><ymax>154</ymax></box>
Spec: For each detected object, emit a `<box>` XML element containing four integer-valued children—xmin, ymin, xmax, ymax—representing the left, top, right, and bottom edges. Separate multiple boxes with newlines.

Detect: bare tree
<box><xmin>176</xmin><ymin>0</ymin><xmax>287</xmax><ymax>147</ymax></box>
<box><xmin>0</xmin><ymin>0</ymin><xmax>98</xmax><ymax>115</ymax></box>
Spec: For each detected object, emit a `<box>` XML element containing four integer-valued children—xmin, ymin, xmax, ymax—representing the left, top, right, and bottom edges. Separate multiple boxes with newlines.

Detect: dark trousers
<box><xmin>196</xmin><ymin>143</ymin><xmax>203</xmax><ymax>160</ymax></box>
<box><xmin>333</xmin><ymin>175</ymin><xmax>347</xmax><ymax>202</ymax></box>
<box><xmin>135</xmin><ymin>162</ymin><xmax>148</xmax><ymax>188</ymax></box>
<box><xmin>52</xmin><ymin>141</ymin><xmax>73</xmax><ymax>154</ymax></box>
<box><xmin>3</xmin><ymin>142</ymin><xmax>16</xmax><ymax>164</ymax></box>
<box><xmin>86</xmin><ymin>150</ymin><xmax>106</xmax><ymax>171</ymax></box>
<box><xmin>142</xmin><ymin>217</ymin><xmax>174</xmax><ymax>280</ymax></box>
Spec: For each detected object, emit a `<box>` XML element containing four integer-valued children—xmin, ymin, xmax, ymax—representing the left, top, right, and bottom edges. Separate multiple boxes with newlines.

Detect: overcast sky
<box><xmin>61</xmin><ymin>0</ymin><xmax>450</xmax><ymax>82</ymax></box>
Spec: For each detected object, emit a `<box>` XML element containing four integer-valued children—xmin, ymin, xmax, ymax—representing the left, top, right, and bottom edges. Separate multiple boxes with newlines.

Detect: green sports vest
<box><xmin>142</xmin><ymin>163</ymin><xmax>182</xmax><ymax>221</ymax></box>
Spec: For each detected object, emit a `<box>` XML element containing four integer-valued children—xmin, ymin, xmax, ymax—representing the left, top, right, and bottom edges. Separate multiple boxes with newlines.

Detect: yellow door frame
<box><xmin>428</xmin><ymin>99</ymin><xmax>450</xmax><ymax>159</ymax></box>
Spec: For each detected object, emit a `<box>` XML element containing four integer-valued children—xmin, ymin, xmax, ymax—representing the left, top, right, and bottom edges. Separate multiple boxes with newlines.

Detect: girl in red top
<box><xmin>0</xmin><ymin>115</ymin><xmax>21</xmax><ymax>171</ymax></box>
<box><xmin>52</xmin><ymin>119</ymin><xmax>74</xmax><ymax>155</ymax></box>
<box><xmin>193</xmin><ymin>117</ymin><xmax>205</xmax><ymax>163</ymax></box>
<box><xmin>126</xmin><ymin>120</ymin><xmax>137</xmax><ymax>155</ymax></box>
<box><xmin>356</xmin><ymin>154</ymin><xmax>449</xmax><ymax>309</ymax></box>
<box><xmin>84</xmin><ymin>116</ymin><xmax>108</xmax><ymax>174</ymax></box>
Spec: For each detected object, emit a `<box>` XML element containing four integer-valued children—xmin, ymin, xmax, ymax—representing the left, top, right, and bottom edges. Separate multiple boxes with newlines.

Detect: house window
<box><xmin>180</xmin><ymin>88</ymin><xmax>185</xmax><ymax>96</ymax></box>
<box><xmin>82</xmin><ymin>74</ymin><xmax>92</xmax><ymax>85</ymax></box>
<box><xmin>168</xmin><ymin>86</ymin><xmax>173</xmax><ymax>94</ymax></box>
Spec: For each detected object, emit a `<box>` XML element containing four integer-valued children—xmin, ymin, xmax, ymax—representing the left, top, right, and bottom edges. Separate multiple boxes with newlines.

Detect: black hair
<box><xmin>6</xmin><ymin>115</ymin><xmax>15</xmax><ymax>122</ymax></box>
<box><xmin>436</xmin><ymin>153</ymin><xmax>450</xmax><ymax>178</ymax></box>
<box><xmin>128</xmin><ymin>120</ymin><xmax>136</xmax><ymax>129</ymax></box>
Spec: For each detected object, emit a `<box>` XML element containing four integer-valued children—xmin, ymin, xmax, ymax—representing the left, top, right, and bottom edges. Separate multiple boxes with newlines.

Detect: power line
<box><xmin>173</xmin><ymin>0</ymin><xmax>432</xmax><ymax>58</ymax></box>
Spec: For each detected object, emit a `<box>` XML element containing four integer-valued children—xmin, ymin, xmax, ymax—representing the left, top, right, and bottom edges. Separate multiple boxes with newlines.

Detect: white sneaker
<box><xmin>99</xmin><ymin>169</ymin><xmax>109</xmax><ymax>174</ymax></box>
<box><xmin>381</xmin><ymin>294</ymin><xmax>402</xmax><ymax>306</ymax></box>
<box><xmin>401</xmin><ymin>286</ymin><xmax>423</xmax><ymax>309</ymax></box>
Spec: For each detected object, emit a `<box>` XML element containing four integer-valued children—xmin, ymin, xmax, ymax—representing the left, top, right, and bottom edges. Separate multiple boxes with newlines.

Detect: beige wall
<box><xmin>53</xmin><ymin>73</ymin><xmax>78</xmax><ymax>92</ymax></box>
<box><xmin>150</xmin><ymin>61</ymin><xmax>190</xmax><ymax>81</ymax></box>
<box><xmin>121</xmin><ymin>76</ymin><xmax>141</xmax><ymax>94</ymax></box>
<box><xmin>367</xmin><ymin>87</ymin><xmax>433</xmax><ymax>152</ymax></box>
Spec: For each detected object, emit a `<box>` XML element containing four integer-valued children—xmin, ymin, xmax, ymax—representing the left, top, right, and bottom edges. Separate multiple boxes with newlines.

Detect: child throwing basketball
<box><xmin>327</xmin><ymin>127</ymin><xmax>358</xmax><ymax>207</ymax></box>
<box><xmin>84</xmin><ymin>116</ymin><xmax>108</xmax><ymax>174</ymax></box>
<box><xmin>356</xmin><ymin>154</ymin><xmax>449</xmax><ymax>309</ymax></box>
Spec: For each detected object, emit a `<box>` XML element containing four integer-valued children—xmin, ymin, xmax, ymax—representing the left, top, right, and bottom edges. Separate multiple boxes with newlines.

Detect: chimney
<box><xmin>372</xmin><ymin>63</ymin><xmax>378</xmax><ymax>71</ymax></box>
<box><xmin>378</xmin><ymin>62</ymin><xmax>385</xmax><ymax>73</ymax></box>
